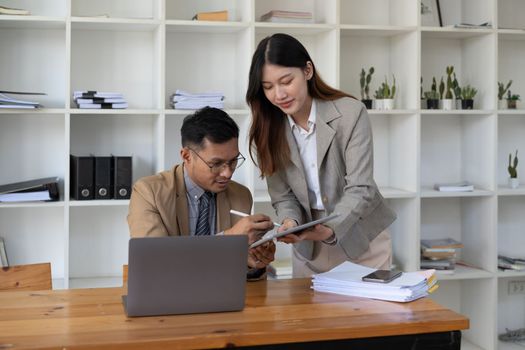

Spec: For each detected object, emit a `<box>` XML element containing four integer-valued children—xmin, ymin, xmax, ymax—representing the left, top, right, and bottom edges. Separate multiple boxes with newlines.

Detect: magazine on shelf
<box><xmin>433</xmin><ymin>181</ymin><xmax>474</xmax><ymax>192</ymax></box>
<box><xmin>421</xmin><ymin>237</ymin><xmax>463</xmax><ymax>249</ymax></box>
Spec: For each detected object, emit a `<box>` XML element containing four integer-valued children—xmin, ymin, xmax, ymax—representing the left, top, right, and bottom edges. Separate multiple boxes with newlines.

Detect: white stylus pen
<box><xmin>229</xmin><ymin>209</ymin><xmax>281</xmax><ymax>227</ymax></box>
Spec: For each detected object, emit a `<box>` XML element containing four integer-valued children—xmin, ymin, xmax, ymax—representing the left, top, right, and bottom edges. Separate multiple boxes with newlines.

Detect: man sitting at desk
<box><xmin>127</xmin><ymin>107</ymin><xmax>275</xmax><ymax>280</ymax></box>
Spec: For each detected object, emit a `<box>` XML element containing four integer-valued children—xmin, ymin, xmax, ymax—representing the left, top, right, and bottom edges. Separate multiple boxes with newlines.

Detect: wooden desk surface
<box><xmin>0</xmin><ymin>278</ymin><xmax>468</xmax><ymax>350</ymax></box>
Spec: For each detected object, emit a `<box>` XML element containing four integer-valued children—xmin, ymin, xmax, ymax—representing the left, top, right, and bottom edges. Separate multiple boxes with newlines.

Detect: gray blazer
<box><xmin>267</xmin><ymin>97</ymin><xmax>396</xmax><ymax>260</ymax></box>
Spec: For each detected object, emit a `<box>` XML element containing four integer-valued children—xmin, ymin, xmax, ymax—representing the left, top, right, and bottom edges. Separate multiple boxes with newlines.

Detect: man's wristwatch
<box><xmin>322</xmin><ymin>232</ymin><xmax>338</xmax><ymax>246</ymax></box>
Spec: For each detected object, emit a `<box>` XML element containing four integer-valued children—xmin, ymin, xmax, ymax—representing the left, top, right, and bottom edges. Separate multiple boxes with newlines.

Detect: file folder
<box><xmin>0</xmin><ymin>177</ymin><xmax>59</xmax><ymax>202</ymax></box>
<box><xmin>94</xmin><ymin>156</ymin><xmax>113</xmax><ymax>199</ymax></box>
<box><xmin>113</xmin><ymin>156</ymin><xmax>132</xmax><ymax>199</ymax></box>
<box><xmin>70</xmin><ymin>155</ymin><xmax>94</xmax><ymax>200</ymax></box>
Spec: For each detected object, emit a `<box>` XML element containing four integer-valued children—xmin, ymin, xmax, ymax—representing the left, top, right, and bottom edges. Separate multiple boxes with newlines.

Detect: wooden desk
<box><xmin>0</xmin><ymin>279</ymin><xmax>468</xmax><ymax>349</ymax></box>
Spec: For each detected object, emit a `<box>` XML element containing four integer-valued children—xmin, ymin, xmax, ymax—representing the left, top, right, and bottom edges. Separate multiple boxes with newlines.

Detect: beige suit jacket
<box><xmin>127</xmin><ymin>164</ymin><xmax>252</xmax><ymax>237</ymax></box>
<box><xmin>267</xmin><ymin>98</ymin><xmax>396</xmax><ymax>261</ymax></box>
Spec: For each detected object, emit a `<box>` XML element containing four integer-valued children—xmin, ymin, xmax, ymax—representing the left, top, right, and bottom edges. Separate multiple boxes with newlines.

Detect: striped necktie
<box><xmin>195</xmin><ymin>191</ymin><xmax>212</xmax><ymax>235</ymax></box>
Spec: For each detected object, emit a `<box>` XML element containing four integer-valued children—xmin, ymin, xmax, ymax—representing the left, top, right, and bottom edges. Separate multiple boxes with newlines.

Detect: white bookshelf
<box><xmin>1</xmin><ymin>1</ymin><xmax>524</xmax><ymax>348</ymax></box>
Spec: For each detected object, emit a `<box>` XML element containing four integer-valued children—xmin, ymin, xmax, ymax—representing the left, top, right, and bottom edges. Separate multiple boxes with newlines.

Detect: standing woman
<box><xmin>246</xmin><ymin>33</ymin><xmax>397</xmax><ymax>277</ymax></box>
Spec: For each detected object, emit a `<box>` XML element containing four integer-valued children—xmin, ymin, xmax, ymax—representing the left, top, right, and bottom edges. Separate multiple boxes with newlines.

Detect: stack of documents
<box><xmin>433</xmin><ymin>181</ymin><xmax>474</xmax><ymax>192</ymax></box>
<box><xmin>312</xmin><ymin>261</ymin><xmax>437</xmax><ymax>303</ymax></box>
<box><xmin>260</xmin><ymin>10</ymin><xmax>313</xmax><ymax>23</ymax></box>
<box><xmin>170</xmin><ymin>90</ymin><xmax>224</xmax><ymax>110</ymax></box>
<box><xmin>0</xmin><ymin>91</ymin><xmax>44</xmax><ymax>109</ymax></box>
<box><xmin>73</xmin><ymin>91</ymin><xmax>128</xmax><ymax>109</ymax></box>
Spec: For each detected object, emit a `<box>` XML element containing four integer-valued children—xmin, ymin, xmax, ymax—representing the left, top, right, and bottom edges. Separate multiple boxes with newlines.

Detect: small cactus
<box><xmin>498</xmin><ymin>80</ymin><xmax>512</xmax><ymax>100</ymax></box>
<box><xmin>445</xmin><ymin>66</ymin><xmax>454</xmax><ymax>99</ymax></box>
<box><xmin>508</xmin><ymin>150</ymin><xmax>518</xmax><ymax>178</ymax></box>
<box><xmin>359</xmin><ymin>67</ymin><xmax>374</xmax><ymax>100</ymax></box>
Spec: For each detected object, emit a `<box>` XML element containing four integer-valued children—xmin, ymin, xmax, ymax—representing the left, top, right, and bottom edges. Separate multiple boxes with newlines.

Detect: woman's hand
<box><xmin>277</xmin><ymin>222</ymin><xmax>334</xmax><ymax>244</ymax></box>
<box><xmin>225</xmin><ymin>214</ymin><xmax>274</xmax><ymax>244</ymax></box>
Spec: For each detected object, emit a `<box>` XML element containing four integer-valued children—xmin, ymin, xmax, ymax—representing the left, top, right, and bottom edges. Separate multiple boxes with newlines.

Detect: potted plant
<box><xmin>507</xmin><ymin>90</ymin><xmax>520</xmax><ymax>109</ymax></box>
<box><xmin>498</xmin><ymin>80</ymin><xmax>512</xmax><ymax>109</ymax></box>
<box><xmin>360</xmin><ymin>67</ymin><xmax>374</xmax><ymax>109</ymax></box>
<box><xmin>441</xmin><ymin>66</ymin><xmax>454</xmax><ymax>110</ymax></box>
<box><xmin>508</xmin><ymin>150</ymin><xmax>519</xmax><ymax>189</ymax></box>
<box><xmin>438</xmin><ymin>77</ymin><xmax>445</xmax><ymax>108</ymax></box>
<box><xmin>452</xmin><ymin>73</ymin><xmax>461</xmax><ymax>109</ymax></box>
<box><xmin>423</xmin><ymin>77</ymin><xmax>439</xmax><ymax>109</ymax></box>
<box><xmin>460</xmin><ymin>85</ymin><xmax>477</xmax><ymax>109</ymax></box>
<box><xmin>373</xmin><ymin>86</ymin><xmax>384</xmax><ymax>110</ymax></box>
<box><xmin>379</xmin><ymin>75</ymin><xmax>396</xmax><ymax>110</ymax></box>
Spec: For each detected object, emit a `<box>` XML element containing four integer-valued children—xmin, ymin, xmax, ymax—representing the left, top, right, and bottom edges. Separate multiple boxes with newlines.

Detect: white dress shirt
<box><xmin>287</xmin><ymin>100</ymin><xmax>324</xmax><ymax>210</ymax></box>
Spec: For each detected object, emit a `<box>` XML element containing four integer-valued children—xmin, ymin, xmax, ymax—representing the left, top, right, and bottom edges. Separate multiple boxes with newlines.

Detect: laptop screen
<box><xmin>124</xmin><ymin>235</ymin><xmax>248</xmax><ymax>317</ymax></box>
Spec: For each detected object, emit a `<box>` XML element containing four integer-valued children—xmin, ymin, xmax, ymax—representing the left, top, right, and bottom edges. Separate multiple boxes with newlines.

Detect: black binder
<box><xmin>0</xmin><ymin>177</ymin><xmax>59</xmax><ymax>202</ymax></box>
<box><xmin>70</xmin><ymin>155</ymin><xmax>94</xmax><ymax>200</ymax></box>
<box><xmin>94</xmin><ymin>156</ymin><xmax>113</xmax><ymax>199</ymax></box>
<box><xmin>113</xmin><ymin>156</ymin><xmax>132</xmax><ymax>199</ymax></box>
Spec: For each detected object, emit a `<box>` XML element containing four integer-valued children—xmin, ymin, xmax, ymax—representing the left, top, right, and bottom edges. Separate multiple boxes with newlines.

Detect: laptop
<box><xmin>122</xmin><ymin>235</ymin><xmax>248</xmax><ymax>317</ymax></box>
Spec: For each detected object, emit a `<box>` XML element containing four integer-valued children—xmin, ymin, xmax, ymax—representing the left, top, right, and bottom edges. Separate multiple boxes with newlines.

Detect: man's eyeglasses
<box><xmin>188</xmin><ymin>148</ymin><xmax>245</xmax><ymax>174</ymax></box>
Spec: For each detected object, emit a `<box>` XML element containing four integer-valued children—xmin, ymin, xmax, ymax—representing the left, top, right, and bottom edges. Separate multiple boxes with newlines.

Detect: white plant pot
<box><xmin>509</xmin><ymin>177</ymin><xmax>519</xmax><ymax>189</ymax></box>
<box><xmin>498</xmin><ymin>100</ymin><xmax>507</xmax><ymax>110</ymax></box>
<box><xmin>441</xmin><ymin>99</ymin><xmax>454</xmax><ymax>110</ymax></box>
<box><xmin>374</xmin><ymin>99</ymin><xmax>383</xmax><ymax>110</ymax></box>
<box><xmin>382</xmin><ymin>99</ymin><xmax>394</xmax><ymax>110</ymax></box>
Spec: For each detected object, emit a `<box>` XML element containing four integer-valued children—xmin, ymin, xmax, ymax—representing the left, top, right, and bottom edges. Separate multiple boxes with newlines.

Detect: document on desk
<box><xmin>312</xmin><ymin>261</ymin><xmax>437</xmax><ymax>302</ymax></box>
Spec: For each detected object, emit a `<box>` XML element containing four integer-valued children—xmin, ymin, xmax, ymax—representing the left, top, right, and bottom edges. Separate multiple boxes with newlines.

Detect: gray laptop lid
<box><xmin>123</xmin><ymin>235</ymin><xmax>248</xmax><ymax>317</ymax></box>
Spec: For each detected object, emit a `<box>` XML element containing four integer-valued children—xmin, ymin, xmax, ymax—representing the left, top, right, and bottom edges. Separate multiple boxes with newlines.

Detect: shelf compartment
<box><xmin>498</xmin><ymin>117</ymin><xmax>525</xmax><ymax>187</ymax></box>
<box><xmin>340</xmin><ymin>31</ymin><xmax>418</xmax><ymax>110</ymax></box>
<box><xmin>422</xmin><ymin>32</ymin><xmax>495</xmax><ymax>110</ymax></box>
<box><xmin>71</xmin><ymin>27</ymin><xmax>161</xmax><ymax>109</ymax></box>
<box><xmin>423</xmin><ymin>0</ymin><xmax>493</xmax><ymax>29</ymax></box>
<box><xmin>69</xmin><ymin>206</ymin><xmax>129</xmax><ymax>280</ymax></box>
<box><xmin>498</xmin><ymin>276</ymin><xmax>525</xmax><ymax>349</ymax></box>
<box><xmin>254</xmin><ymin>0</ymin><xmax>337</xmax><ymax>25</ymax></box>
<box><xmin>167</xmin><ymin>0</ymin><xmax>250</xmax><ymax>22</ymax></box>
<box><xmin>421</xmin><ymin>196</ymin><xmax>496</xmax><ymax>273</ymax></box>
<box><xmin>0</xmin><ymin>206</ymin><xmax>65</xmax><ymax>280</ymax></box>
<box><xmin>498</xmin><ymin>0</ymin><xmax>525</xmax><ymax>31</ymax></box>
<box><xmin>498</xmin><ymin>197</ymin><xmax>525</xmax><ymax>271</ymax></box>
<box><xmin>0</xmin><ymin>114</ymin><xmax>66</xmax><ymax>192</ymax></box>
<box><xmin>421</xmin><ymin>114</ymin><xmax>495</xmax><ymax>191</ymax></box>
<box><xmin>341</xmin><ymin>0</ymin><xmax>416</xmax><ymax>26</ymax></box>
<box><xmin>431</xmin><ymin>278</ymin><xmax>496</xmax><ymax>350</ymax></box>
<box><xmin>499</xmin><ymin>34</ymin><xmax>525</xmax><ymax>113</ymax></box>
<box><xmin>388</xmin><ymin>198</ymin><xmax>419</xmax><ymax>271</ymax></box>
<box><xmin>166</xmin><ymin>28</ymin><xmax>251</xmax><ymax>110</ymax></box>
<box><xmin>0</xmin><ymin>0</ymin><xmax>66</xmax><ymax>17</ymax></box>
<box><xmin>370</xmin><ymin>113</ymin><xmax>417</xmax><ymax>192</ymax></box>
<box><xmin>0</xmin><ymin>27</ymin><xmax>66</xmax><ymax>108</ymax></box>
<box><xmin>71</xmin><ymin>0</ymin><xmax>159</xmax><ymax>20</ymax></box>
<box><xmin>70</xmin><ymin>114</ymin><xmax>161</xmax><ymax>184</ymax></box>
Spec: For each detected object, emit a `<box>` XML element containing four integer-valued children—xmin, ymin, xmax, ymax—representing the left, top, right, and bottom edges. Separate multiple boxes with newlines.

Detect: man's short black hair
<box><xmin>181</xmin><ymin>107</ymin><xmax>239</xmax><ymax>148</ymax></box>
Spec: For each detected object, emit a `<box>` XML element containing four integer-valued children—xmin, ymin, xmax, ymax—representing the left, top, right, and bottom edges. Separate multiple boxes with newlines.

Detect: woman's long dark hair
<box><xmin>247</xmin><ymin>33</ymin><xmax>353</xmax><ymax>177</ymax></box>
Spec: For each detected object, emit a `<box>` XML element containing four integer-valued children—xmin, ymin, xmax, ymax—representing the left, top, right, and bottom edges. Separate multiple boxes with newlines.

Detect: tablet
<box><xmin>249</xmin><ymin>213</ymin><xmax>340</xmax><ymax>248</ymax></box>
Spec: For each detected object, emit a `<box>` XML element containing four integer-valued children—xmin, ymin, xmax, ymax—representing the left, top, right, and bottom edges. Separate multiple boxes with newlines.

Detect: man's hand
<box><xmin>224</xmin><ymin>214</ymin><xmax>274</xmax><ymax>244</ymax></box>
<box><xmin>248</xmin><ymin>241</ymin><xmax>276</xmax><ymax>269</ymax></box>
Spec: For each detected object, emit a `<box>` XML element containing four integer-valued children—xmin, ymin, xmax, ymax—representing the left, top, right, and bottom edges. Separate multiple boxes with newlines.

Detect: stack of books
<box><xmin>312</xmin><ymin>261</ymin><xmax>438</xmax><ymax>303</ymax></box>
<box><xmin>420</xmin><ymin>238</ymin><xmax>463</xmax><ymax>274</ymax></box>
<box><xmin>0</xmin><ymin>91</ymin><xmax>44</xmax><ymax>109</ymax></box>
<box><xmin>73</xmin><ymin>91</ymin><xmax>128</xmax><ymax>109</ymax></box>
<box><xmin>498</xmin><ymin>255</ymin><xmax>525</xmax><ymax>271</ymax></box>
<box><xmin>170</xmin><ymin>90</ymin><xmax>224</xmax><ymax>110</ymax></box>
<box><xmin>259</xmin><ymin>10</ymin><xmax>313</xmax><ymax>23</ymax></box>
<box><xmin>192</xmin><ymin>10</ymin><xmax>228</xmax><ymax>21</ymax></box>
<box><xmin>0</xmin><ymin>177</ymin><xmax>60</xmax><ymax>203</ymax></box>
<box><xmin>0</xmin><ymin>5</ymin><xmax>30</xmax><ymax>15</ymax></box>
<box><xmin>267</xmin><ymin>260</ymin><xmax>293</xmax><ymax>279</ymax></box>
<box><xmin>433</xmin><ymin>181</ymin><xmax>474</xmax><ymax>192</ymax></box>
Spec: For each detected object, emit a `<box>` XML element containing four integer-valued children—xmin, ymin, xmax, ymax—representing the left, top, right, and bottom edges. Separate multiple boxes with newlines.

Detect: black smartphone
<box><xmin>361</xmin><ymin>269</ymin><xmax>402</xmax><ymax>283</ymax></box>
